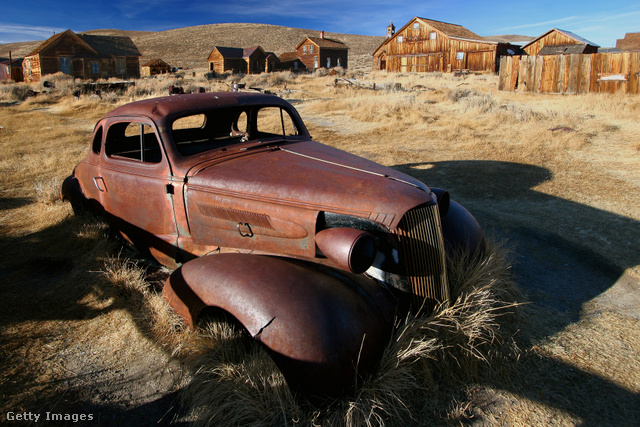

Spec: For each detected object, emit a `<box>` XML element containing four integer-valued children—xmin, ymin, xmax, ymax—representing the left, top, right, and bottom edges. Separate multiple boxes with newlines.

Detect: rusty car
<box><xmin>61</xmin><ymin>92</ymin><xmax>483</xmax><ymax>396</ymax></box>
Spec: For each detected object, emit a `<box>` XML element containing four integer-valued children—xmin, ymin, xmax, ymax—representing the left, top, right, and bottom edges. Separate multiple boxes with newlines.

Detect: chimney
<box><xmin>320</xmin><ymin>31</ymin><xmax>325</xmax><ymax>39</ymax></box>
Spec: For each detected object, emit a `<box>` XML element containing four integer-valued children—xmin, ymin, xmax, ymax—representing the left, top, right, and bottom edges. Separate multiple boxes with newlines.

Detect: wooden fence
<box><xmin>499</xmin><ymin>52</ymin><xmax>640</xmax><ymax>94</ymax></box>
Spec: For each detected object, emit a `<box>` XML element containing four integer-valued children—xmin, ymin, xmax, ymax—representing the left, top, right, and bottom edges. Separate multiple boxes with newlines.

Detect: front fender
<box><xmin>163</xmin><ymin>253</ymin><xmax>397</xmax><ymax>396</ymax></box>
<box><xmin>441</xmin><ymin>199</ymin><xmax>484</xmax><ymax>256</ymax></box>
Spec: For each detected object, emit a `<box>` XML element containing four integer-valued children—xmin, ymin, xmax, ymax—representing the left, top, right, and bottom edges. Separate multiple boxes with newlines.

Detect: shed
<box><xmin>141</xmin><ymin>59</ymin><xmax>172</xmax><ymax>76</ymax></box>
<box><xmin>373</xmin><ymin>17</ymin><xmax>514</xmax><ymax>73</ymax></box>
<box><xmin>523</xmin><ymin>28</ymin><xmax>599</xmax><ymax>56</ymax></box>
<box><xmin>22</xmin><ymin>29</ymin><xmax>141</xmax><ymax>83</ymax></box>
<box><xmin>296</xmin><ymin>32</ymin><xmax>349</xmax><ymax>70</ymax></box>
<box><xmin>208</xmin><ymin>46</ymin><xmax>267</xmax><ymax>74</ymax></box>
<box><xmin>278</xmin><ymin>52</ymin><xmax>305</xmax><ymax>72</ymax></box>
<box><xmin>616</xmin><ymin>33</ymin><xmax>640</xmax><ymax>51</ymax></box>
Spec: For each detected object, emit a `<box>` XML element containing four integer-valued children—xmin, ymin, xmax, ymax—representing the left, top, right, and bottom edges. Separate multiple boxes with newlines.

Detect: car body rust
<box><xmin>62</xmin><ymin>92</ymin><xmax>484</xmax><ymax>396</ymax></box>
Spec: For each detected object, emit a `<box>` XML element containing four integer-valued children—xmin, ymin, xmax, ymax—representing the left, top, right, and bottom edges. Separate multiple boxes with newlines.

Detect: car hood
<box><xmin>186</xmin><ymin>140</ymin><xmax>433</xmax><ymax>229</ymax></box>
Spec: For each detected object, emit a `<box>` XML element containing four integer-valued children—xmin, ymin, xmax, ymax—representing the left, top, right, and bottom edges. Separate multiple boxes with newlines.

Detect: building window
<box><xmin>456</xmin><ymin>52</ymin><xmax>465</xmax><ymax>60</ymax></box>
<box><xmin>314</xmin><ymin>57</ymin><xmax>318</xmax><ymax>69</ymax></box>
<box><xmin>413</xmin><ymin>22</ymin><xmax>420</xmax><ymax>30</ymax></box>
<box><xmin>303</xmin><ymin>46</ymin><xmax>307</xmax><ymax>54</ymax></box>
<box><xmin>116</xmin><ymin>57</ymin><xmax>126</xmax><ymax>75</ymax></box>
<box><xmin>430</xmin><ymin>32</ymin><xmax>437</xmax><ymax>40</ymax></box>
<box><xmin>397</xmin><ymin>36</ymin><xmax>403</xmax><ymax>43</ymax></box>
<box><xmin>310</xmin><ymin>45</ymin><xmax>314</xmax><ymax>54</ymax></box>
<box><xmin>327</xmin><ymin>57</ymin><xmax>331</xmax><ymax>68</ymax></box>
<box><xmin>337</xmin><ymin>57</ymin><xmax>341</xmax><ymax>67</ymax></box>
<box><xmin>91</xmin><ymin>62</ymin><xmax>100</xmax><ymax>74</ymax></box>
<box><xmin>59</xmin><ymin>57</ymin><xmax>71</xmax><ymax>74</ymax></box>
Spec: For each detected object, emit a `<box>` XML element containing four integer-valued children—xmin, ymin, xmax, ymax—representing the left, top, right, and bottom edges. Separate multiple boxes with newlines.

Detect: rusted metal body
<box><xmin>62</xmin><ymin>92</ymin><xmax>483</xmax><ymax>396</ymax></box>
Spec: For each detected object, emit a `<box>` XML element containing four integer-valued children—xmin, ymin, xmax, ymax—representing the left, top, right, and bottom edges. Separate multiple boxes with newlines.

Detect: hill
<box><xmin>0</xmin><ymin>23</ymin><xmax>385</xmax><ymax>70</ymax></box>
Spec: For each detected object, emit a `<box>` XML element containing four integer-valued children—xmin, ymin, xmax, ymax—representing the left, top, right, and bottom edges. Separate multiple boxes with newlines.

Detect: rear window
<box><xmin>171</xmin><ymin>106</ymin><xmax>300</xmax><ymax>156</ymax></box>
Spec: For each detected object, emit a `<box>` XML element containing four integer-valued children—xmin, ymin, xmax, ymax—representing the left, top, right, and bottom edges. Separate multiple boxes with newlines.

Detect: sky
<box><xmin>2</xmin><ymin>0</ymin><xmax>639</xmax><ymax>47</ymax></box>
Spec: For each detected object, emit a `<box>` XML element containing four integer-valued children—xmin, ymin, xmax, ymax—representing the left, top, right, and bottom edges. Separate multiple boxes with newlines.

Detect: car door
<box><xmin>99</xmin><ymin>117</ymin><xmax>178</xmax><ymax>265</ymax></box>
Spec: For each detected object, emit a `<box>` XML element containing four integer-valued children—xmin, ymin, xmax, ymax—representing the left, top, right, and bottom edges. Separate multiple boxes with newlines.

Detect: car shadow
<box><xmin>394</xmin><ymin>160</ymin><xmax>640</xmax><ymax>423</ymax></box>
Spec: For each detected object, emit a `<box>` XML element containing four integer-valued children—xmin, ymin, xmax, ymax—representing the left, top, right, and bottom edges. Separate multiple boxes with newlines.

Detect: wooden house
<box><xmin>373</xmin><ymin>17</ymin><xmax>513</xmax><ymax>73</ymax></box>
<box><xmin>296</xmin><ymin>32</ymin><xmax>348</xmax><ymax>70</ymax></box>
<box><xmin>616</xmin><ymin>33</ymin><xmax>640</xmax><ymax>51</ymax></box>
<box><xmin>278</xmin><ymin>52</ymin><xmax>305</xmax><ymax>72</ymax></box>
<box><xmin>0</xmin><ymin>58</ymin><xmax>23</xmax><ymax>82</ymax></box>
<box><xmin>264</xmin><ymin>52</ymin><xmax>280</xmax><ymax>73</ymax></box>
<box><xmin>208</xmin><ymin>46</ymin><xmax>267</xmax><ymax>74</ymax></box>
<box><xmin>141</xmin><ymin>59</ymin><xmax>172</xmax><ymax>76</ymax></box>
<box><xmin>22</xmin><ymin>30</ymin><xmax>141</xmax><ymax>83</ymax></box>
<box><xmin>523</xmin><ymin>28</ymin><xmax>599</xmax><ymax>56</ymax></box>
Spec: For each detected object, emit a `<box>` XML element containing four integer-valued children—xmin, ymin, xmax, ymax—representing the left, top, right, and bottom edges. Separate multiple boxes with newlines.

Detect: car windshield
<box><xmin>171</xmin><ymin>105</ymin><xmax>301</xmax><ymax>156</ymax></box>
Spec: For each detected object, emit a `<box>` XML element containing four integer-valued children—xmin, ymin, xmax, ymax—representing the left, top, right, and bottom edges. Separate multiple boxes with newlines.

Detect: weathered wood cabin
<box><xmin>22</xmin><ymin>30</ymin><xmax>141</xmax><ymax>83</ymax></box>
<box><xmin>141</xmin><ymin>59</ymin><xmax>172</xmax><ymax>76</ymax></box>
<box><xmin>278</xmin><ymin>52</ymin><xmax>305</xmax><ymax>71</ymax></box>
<box><xmin>296</xmin><ymin>33</ymin><xmax>348</xmax><ymax>70</ymax></box>
<box><xmin>208</xmin><ymin>46</ymin><xmax>269</xmax><ymax>74</ymax></box>
<box><xmin>616</xmin><ymin>33</ymin><xmax>640</xmax><ymax>51</ymax></box>
<box><xmin>523</xmin><ymin>28</ymin><xmax>599</xmax><ymax>56</ymax></box>
<box><xmin>373</xmin><ymin>17</ymin><xmax>515</xmax><ymax>73</ymax></box>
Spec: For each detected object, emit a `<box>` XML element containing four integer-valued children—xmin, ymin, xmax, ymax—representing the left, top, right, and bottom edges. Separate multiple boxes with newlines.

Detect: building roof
<box><xmin>212</xmin><ymin>46</ymin><xmax>244</xmax><ymax>59</ymax></box>
<box><xmin>142</xmin><ymin>59</ymin><xmax>171</xmax><ymax>67</ymax></box>
<box><xmin>296</xmin><ymin>37</ymin><xmax>348</xmax><ymax>50</ymax></box>
<box><xmin>242</xmin><ymin>46</ymin><xmax>265</xmax><ymax>57</ymax></box>
<box><xmin>523</xmin><ymin>28</ymin><xmax>599</xmax><ymax>49</ymax></box>
<box><xmin>278</xmin><ymin>52</ymin><xmax>299</xmax><ymax>62</ymax></box>
<box><xmin>79</xmin><ymin>34</ymin><xmax>141</xmax><ymax>56</ymax></box>
<box><xmin>538</xmin><ymin>44</ymin><xmax>592</xmax><ymax>55</ymax></box>
<box><xmin>415</xmin><ymin>17</ymin><xmax>483</xmax><ymax>40</ymax></box>
<box><xmin>616</xmin><ymin>32</ymin><xmax>640</xmax><ymax>51</ymax></box>
<box><xmin>26</xmin><ymin>29</ymin><xmax>140</xmax><ymax>57</ymax></box>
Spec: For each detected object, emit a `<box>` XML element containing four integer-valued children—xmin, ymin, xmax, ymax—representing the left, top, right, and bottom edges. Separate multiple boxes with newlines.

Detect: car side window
<box><xmin>92</xmin><ymin>125</ymin><xmax>103</xmax><ymax>154</ymax></box>
<box><xmin>105</xmin><ymin>122</ymin><xmax>162</xmax><ymax>163</ymax></box>
<box><xmin>255</xmin><ymin>107</ymin><xmax>298</xmax><ymax>138</ymax></box>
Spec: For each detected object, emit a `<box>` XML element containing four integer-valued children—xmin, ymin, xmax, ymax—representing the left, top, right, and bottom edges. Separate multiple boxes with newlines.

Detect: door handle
<box><xmin>93</xmin><ymin>176</ymin><xmax>106</xmax><ymax>192</ymax></box>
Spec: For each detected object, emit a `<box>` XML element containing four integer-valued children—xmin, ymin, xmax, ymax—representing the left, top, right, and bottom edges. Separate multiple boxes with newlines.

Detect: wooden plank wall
<box><xmin>499</xmin><ymin>53</ymin><xmax>640</xmax><ymax>94</ymax></box>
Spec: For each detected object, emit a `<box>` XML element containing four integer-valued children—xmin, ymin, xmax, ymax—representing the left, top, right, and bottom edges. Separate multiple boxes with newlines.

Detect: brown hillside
<box><xmin>1</xmin><ymin>23</ymin><xmax>385</xmax><ymax>70</ymax></box>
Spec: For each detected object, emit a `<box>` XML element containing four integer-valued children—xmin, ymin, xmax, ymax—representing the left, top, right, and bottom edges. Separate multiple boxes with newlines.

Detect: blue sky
<box><xmin>2</xmin><ymin>0</ymin><xmax>639</xmax><ymax>47</ymax></box>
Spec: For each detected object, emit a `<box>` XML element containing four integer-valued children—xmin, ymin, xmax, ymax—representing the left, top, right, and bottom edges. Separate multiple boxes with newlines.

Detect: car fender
<box><xmin>163</xmin><ymin>253</ymin><xmax>397</xmax><ymax>396</ymax></box>
<box><xmin>441</xmin><ymin>199</ymin><xmax>485</xmax><ymax>256</ymax></box>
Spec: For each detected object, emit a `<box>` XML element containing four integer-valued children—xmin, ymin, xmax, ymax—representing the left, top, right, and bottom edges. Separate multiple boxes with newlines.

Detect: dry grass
<box><xmin>1</xmin><ymin>69</ymin><xmax>638</xmax><ymax>425</ymax></box>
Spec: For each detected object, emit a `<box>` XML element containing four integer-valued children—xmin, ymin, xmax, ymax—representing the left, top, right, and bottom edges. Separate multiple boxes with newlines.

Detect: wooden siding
<box><xmin>296</xmin><ymin>39</ymin><xmax>348</xmax><ymax>70</ymax></box>
<box><xmin>499</xmin><ymin>52</ymin><xmax>640</xmax><ymax>95</ymax></box>
<box><xmin>374</xmin><ymin>18</ymin><xmax>501</xmax><ymax>73</ymax></box>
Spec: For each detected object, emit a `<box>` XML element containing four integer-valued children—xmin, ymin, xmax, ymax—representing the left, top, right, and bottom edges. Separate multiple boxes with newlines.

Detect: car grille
<box><xmin>396</xmin><ymin>204</ymin><xmax>449</xmax><ymax>312</ymax></box>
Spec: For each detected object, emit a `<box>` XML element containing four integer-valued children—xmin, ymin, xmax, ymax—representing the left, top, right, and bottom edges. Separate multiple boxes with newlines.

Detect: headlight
<box><xmin>315</xmin><ymin>227</ymin><xmax>377</xmax><ymax>274</ymax></box>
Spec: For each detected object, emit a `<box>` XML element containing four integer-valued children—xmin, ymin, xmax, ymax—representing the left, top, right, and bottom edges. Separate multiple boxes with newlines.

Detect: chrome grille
<box><xmin>396</xmin><ymin>204</ymin><xmax>449</xmax><ymax>312</ymax></box>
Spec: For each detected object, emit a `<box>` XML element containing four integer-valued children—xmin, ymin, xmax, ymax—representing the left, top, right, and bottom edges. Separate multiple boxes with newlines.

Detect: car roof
<box><xmin>103</xmin><ymin>92</ymin><xmax>294</xmax><ymax>122</ymax></box>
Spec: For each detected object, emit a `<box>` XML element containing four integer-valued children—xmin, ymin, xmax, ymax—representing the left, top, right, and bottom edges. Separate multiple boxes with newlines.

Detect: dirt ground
<box><xmin>1</xmin><ymin>71</ymin><xmax>639</xmax><ymax>425</ymax></box>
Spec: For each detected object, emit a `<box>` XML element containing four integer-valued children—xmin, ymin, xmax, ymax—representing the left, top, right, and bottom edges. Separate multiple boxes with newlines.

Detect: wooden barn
<box><xmin>0</xmin><ymin>57</ymin><xmax>23</xmax><ymax>82</ymax></box>
<box><xmin>296</xmin><ymin>32</ymin><xmax>348</xmax><ymax>70</ymax></box>
<box><xmin>523</xmin><ymin>28</ymin><xmax>599</xmax><ymax>56</ymax></box>
<box><xmin>141</xmin><ymin>59</ymin><xmax>172</xmax><ymax>76</ymax></box>
<box><xmin>616</xmin><ymin>33</ymin><xmax>640</xmax><ymax>51</ymax></box>
<box><xmin>22</xmin><ymin>30</ymin><xmax>141</xmax><ymax>83</ymax></box>
<box><xmin>208</xmin><ymin>46</ymin><xmax>267</xmax><ymax>74</ymax></box>
<box><xmin>373</xmin><ymin>17</ymin><xmax>515</xmax><ymax>73</ymax></box>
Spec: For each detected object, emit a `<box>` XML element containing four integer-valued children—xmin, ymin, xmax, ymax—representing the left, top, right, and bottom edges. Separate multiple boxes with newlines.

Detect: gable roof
<box><xmin>523</xmin><ymin>28</ymin><xmax>599</xmax><ymax>49</ymax></box>
<box><xmin>243</xmin><ymin>46</ymin><xmax>265</xmax><ymax>57</ymax></box>
<box><xmin>212</xmin><ymin>46</ymin><xmax>244</xmax><ymax>59</ymax></box>
<box><xmin>296</xmin><ymin>37</ymin><xmax>348</xmax><ymax>50</ymax></box>
<box><xmin>26</xmin><ymin>29</ymin><xmax>97</xmax><ymax>57</ymax></box>
<box><xmin>142</xmin><ymin>59</ymin><xmax>171</xmax><ymax>67</ymax></box>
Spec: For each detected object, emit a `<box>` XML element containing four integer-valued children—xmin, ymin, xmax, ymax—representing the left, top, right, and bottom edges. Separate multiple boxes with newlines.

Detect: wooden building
<box><xmin>264</xmin><ymin>52</ymin><xmax>280</xmax><ymax>73</ymax></box>
<box><xmin>278</xmin><ymin>52</ymin><xmax>305</xmax><ymax>72</ymax></box>
<box><xmin>523</xmin><ymin>28</ymin><xmax>599</xmax><ymax>56</ymax></box>
<box><xmin>0</xmin><ymin>58</ymin><xmax>23</xmax><ymax>82</ymax></box>
<box><xmin>141</xmin><ymin>59</ymin><xmax>172</xmax><ymax>76</ymax></box>
<box><xmin>296</xmin><ymin>32</ymin><xmax>348</xmax><ymax>70</ymax></box>
<box><xmin>616</xmin><ymin>33</ymin><xmax>640</xmax><ymax>51</ymax></box>
<box><xmin>22</xmin><ymin>30</ymin><xmax>141</xmax><ymax>83</ymax></box>
<box><xmin>208</xmin><ymin>46</ymin><xmax>267</xmax><ymax>74</ymax></box>
<box><xmin>373</xmin><ymin>17</ymin><xmax>515</xmax><ymax>73</ymax></box>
